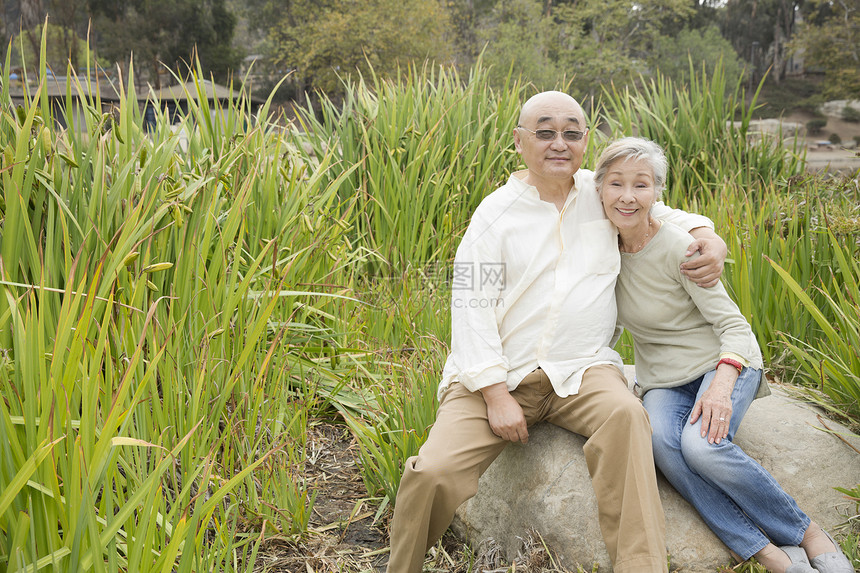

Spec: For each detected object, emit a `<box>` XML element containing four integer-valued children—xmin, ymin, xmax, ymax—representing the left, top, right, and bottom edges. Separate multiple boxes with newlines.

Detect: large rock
<box><xmin>729</xmin><ymin>119</ymin><xmax>805</xmax><ymax>138</ymax></box>
<box><xmin>452</xmin><ymin>367</ymin><xmax>860</xmax><ymax>572</ymax></box>
<box><xmin>819</xmin><ymin>100</ymin><xmax>860</xmax><ymax>118</ymax></box>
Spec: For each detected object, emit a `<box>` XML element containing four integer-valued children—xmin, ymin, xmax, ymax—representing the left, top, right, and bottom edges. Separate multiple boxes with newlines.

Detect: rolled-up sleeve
<box><xmin>652</xmin><ymin>201</ymin><xmax>714</xmax><ymax>233</ymax></box>
<box><xmin>448</xmin><ymin>210</ymin><xmax>510</xmax><ymax>392</ymax></box>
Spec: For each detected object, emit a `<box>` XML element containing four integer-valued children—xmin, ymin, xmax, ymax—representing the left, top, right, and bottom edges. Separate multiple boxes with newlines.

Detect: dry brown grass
<box><xmin>248</xmin><ymin>421</ymin><xmax>592</xmax><ymax>573</ymax></box>
<box><xmin>244</xmin><ymin>420</ymin><xmax>794</xmax><ymax>573</ymax></box>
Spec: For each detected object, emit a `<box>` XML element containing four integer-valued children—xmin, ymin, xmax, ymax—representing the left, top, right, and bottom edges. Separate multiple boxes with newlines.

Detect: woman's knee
<box><xmin>680</xmin><ymin>428</ymin><xmax>725</xmax><ymax>475</ymax></box>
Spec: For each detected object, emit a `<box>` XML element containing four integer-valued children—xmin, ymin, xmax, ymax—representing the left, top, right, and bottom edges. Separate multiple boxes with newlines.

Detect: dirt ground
<box><xmin>250</xmin><ymin>422</ymin><xmax>575</xmax><ymax>573</ymax></box>
<box><xmin>783</xmin><ymin>111</ymin><xmax>860</xmax><ymax>174</ymax></box>
<box><xmin>250</xmin><ymin>422</ymin><xmax>392</xmax><ymax>573</ymax></box>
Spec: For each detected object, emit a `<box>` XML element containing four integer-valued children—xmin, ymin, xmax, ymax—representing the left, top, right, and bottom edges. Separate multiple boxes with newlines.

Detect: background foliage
<box><xmin>790</xmin><ymin>0</ymin><xmax>860</xmax><ymax>98</ymax></box>
<box><xmin>3</xmin><ymin>0</ymin><xmax>859</xmax><ymax>105</ymax></box>
<box><xmin>0</xmin><ymin>28</ymin><xmax>858</xmax><ymax>573</ymax></box>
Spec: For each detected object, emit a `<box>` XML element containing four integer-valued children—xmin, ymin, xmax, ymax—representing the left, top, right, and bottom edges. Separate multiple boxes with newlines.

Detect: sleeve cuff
<box><xmin>719</xmin><ymin>352</ymin><xmax>750</xmax><ymax>368</ymax></box>
<box><xmin>677</xmin><ymin>214</ymin><xmax>715</xmax><ymax>233</ymax></box>
<box><xmin>458</xmin><ymin>362</ymin><xmax>510</xmax><ymax>393</ymax></box>
<box><xmin>652</xmin><ymin>202</ymin><xmax>714</xmax><ymax>232</ymax></box>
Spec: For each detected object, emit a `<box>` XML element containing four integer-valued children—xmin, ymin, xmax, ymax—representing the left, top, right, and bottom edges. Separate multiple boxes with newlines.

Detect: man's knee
<box><xmin>583</xmin><ymin>396</ymin><xmax>653</xmax><ymax>457</ymax></box>
<box><xmin>399</xmin><ymin>453</ymin><xmax>479</xmax><ymax>504</ymax></box>
<box><xmin>603</xmin><ymin>393</ymin><xmax>652</xmax><ymax>432</ymax></box>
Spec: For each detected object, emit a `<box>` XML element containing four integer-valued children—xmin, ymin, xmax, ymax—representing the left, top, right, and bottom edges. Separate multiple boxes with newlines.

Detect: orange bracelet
<box><xmin>717</xmin><ymin>358</ymin><xmax>743</xmax><ymax>372</ymax></box>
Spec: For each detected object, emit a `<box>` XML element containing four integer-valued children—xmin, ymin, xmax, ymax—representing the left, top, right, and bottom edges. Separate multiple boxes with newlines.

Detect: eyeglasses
<box><xmin>517</xmin><ymin>126</ymin><xmax>586</xmax><ymax>142</ymax></box>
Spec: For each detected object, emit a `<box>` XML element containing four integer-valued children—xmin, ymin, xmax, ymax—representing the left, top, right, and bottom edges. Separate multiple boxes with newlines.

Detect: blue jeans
<box><xmin>642</xmin><ymin>367</ymin><xmax>810</xmax><ymax>559</ymax></box>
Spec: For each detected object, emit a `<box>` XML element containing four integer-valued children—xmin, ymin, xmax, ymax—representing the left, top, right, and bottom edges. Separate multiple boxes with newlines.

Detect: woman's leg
<box><xmin>643</xmin><ymin>380</ymin><xmax>771</xmax><ymax>560</ymax></box>
<box><xmin>680</xmin><ymin>368</ymin><xmax>810</xmax><ymax>550</ymax></box>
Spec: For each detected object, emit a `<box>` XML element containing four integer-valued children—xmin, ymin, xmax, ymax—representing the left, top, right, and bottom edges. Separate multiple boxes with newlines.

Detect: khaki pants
<box><xmin>387</xmin><ymin>364</ymin><xmax>667</xmax><ymax>573</ymax></box>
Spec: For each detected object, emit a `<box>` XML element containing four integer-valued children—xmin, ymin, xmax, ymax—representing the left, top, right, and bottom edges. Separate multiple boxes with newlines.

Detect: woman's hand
<box><xmin>690</xmin><ymin>364</ymin><xmax>739</xmax><ymax>444</ymax></box>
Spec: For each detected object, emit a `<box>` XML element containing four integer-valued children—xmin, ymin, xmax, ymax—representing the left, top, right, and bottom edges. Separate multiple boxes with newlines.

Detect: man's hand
<box><xmin>480</xmin><ymin>383</ymin><xmax>528</xmax><ymax>443</ymax></box>
<box><xmin>680</xmin><ymin>227</ymin><xmax>728</xmax><ymax>288</ymax></box>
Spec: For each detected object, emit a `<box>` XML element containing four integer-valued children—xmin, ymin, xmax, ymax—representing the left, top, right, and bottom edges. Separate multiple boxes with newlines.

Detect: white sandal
<box><xmin>781</xmin><ymin>545</ymin><xmax>818</xmax><ymax>573</ymax></box>
<box><xmin>809</xmin><ymin>530</ymin><xmax>854</xmax><ymax>573</ymax></box>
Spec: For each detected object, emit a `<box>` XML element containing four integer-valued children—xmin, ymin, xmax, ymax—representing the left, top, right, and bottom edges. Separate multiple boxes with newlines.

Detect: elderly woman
<box><xmin>595</xmin><ymin>137</ymin><xmax>853</xmax><ymax>573</ymax></box>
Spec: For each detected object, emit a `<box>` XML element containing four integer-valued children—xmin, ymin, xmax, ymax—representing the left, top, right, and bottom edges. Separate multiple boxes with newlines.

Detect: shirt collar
<box><xmin>509</xmin><ymin>170</ymin><xmax>580</xmax><ymax>208</ymax></box>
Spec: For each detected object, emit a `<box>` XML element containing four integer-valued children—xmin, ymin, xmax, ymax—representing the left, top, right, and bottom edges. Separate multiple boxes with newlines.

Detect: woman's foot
<box><xmin>753</xmin><ymin>544</ymin><xmax>792</xmax><ymax>573</ymax></box>
<box><xmin>801</xmin><ymin>522</ymin><xmax>837</xmax><ymax>560</ymax></box>
<box><xmin>753</xmin><ymin>544</ymin><xmax>819</xmax><ymax>573</ymax></box>
<box><xmin>802</xmin><ymin>522</ymin><xmax>854</xmax><ymax>573</ymax></box>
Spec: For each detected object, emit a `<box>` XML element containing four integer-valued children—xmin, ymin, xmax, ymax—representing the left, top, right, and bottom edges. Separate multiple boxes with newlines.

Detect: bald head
<box><xmin>513</xmin><ymin>91</ymin><xmax>590</xmax><ymax>190</ymax></box>
<box><xmin>518</xmin><ymin>91</ymin><xmax>587</xmax><ymax>128</ymax></box>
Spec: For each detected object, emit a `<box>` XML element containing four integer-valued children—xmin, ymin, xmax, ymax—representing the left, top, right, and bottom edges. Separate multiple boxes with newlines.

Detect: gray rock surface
<box><xmin>452</xmin><ymin>367</ymin><xmax>860</xmax><ymax>572</ymax></box>
<box><xmin>820</xmin><ymin>100</ymin><xmax>860</xmax><ymax>118</ymax></box>
<box><xmin>729</xmin><ymin>119</ymin><xmax>805</xmax><ymax>137</ymax></box>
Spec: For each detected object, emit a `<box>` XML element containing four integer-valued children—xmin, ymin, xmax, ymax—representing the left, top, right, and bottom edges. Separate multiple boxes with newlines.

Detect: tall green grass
<box><xmin>601</xmin><ymin>65</ymin><xmax>805</xmax><ymax>209</ymax></box>
<box><xmin>1</xmin><ymin>40</ymin><xmax>858</xmax><ymax>573</ymax></box>
<box><xmin>714</xmin><ymin>181</ymin><xmax>856</xmax><ymax>364</ymax></box>
<box><xmin>0</xmin><ymin>41</ymin><xmax>367</xmax><ymax>571</ymax></box>
<box><xmin>338</xmin><ymin>273</ymin><xmax>450</xmax><ymax>505</ymax></box>
<box><xmin>770</xmin><ymin>228</ymin><xmax>860</xmax><ymax>425</ymax></box>
<box><xmin>289</xmin><ymin>63</ymin><xmax>527</xmax><ymax>273</ymax></box>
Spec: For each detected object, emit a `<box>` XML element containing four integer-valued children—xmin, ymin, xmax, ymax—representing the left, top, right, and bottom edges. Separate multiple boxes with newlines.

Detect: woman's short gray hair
<box><xmin>594</xmin><ymin>137</ymin><xmax>668</xmax><ymax>200</ymax></box>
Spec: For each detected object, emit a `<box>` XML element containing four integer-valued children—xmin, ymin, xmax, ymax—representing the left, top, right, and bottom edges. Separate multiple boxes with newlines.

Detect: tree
<box><xmin>87</xmin><ymin>0</ymin><xmax>242</xmax><ymax>86</ymax></box>
<box><xmin>791</xmin><ymin>0</ymin><xmax>860</xmax><ymax>97</ymax></box>
<box><xmin>476</xmin><ymin>0</ymin><xmax>560</xmax><ymax>89</ymax></box>
<box><xmin>268</xmin><ymin>0</ymin><xmax>455</xmax><ymax>97</ymax></box>
<box><xmin>19</xmin><ymin>0</ymin><xmax>42</xmax><ymax>62</ymax></box>
<box><xmin>686</xmin><ymin>0</ymin><xmax>725</xmax><ymax>31</ymax></box>
<box><xmin>648</xmin><ymin>25</ymin><xmax>746</xmax><ymax>88</ymax></box>
<box><xmin>0</xmin><ymin>0</ymin><xmax>95</xmax><ymax>72</ymax></box>
<box><xmin>477</xmin><ymin>0</ymin><xmax>694</xmax><ymax>98</ymax></box>
<box><xmin>237</xmin><ymin>0</ymin><xmax>290</xmax><ymax>41</ymax></box>
<box><xmin>7</xmin><ymin>21</ymin><xmax>96</xmax><ymax>72</ymax></box>
<box><xmin>446</xmin><ymin>0</ymin><xmax>501</xmax><ymax>62</ymax></box>
<box><xmin>48</xmin><ymin>0</ymin><xmax>88</xmax><ymax>69</ymax></box>
<box><xmin>721</xmin><ymin>0</ymin><xmax>802</xmax><ymax>83</ymax></box>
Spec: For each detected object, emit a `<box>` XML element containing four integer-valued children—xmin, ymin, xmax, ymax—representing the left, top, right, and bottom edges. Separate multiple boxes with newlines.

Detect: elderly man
<box><xmin>386</xmin><ymin>91</ymin><xmax>726</xmax><ymax>573</ymax></box>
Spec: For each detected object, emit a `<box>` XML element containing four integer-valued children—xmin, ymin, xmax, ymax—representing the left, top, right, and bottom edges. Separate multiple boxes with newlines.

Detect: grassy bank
<box><xmin>1</xmin><ymin>41</ymin><xmax>858</xmax><ymax>571</ymax></box>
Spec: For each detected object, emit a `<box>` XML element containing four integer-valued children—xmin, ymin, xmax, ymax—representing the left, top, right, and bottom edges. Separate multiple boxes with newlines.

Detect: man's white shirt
<box><xmin>439</xmin><ymin>169</ymin><xmax>713</xmax><ymax>398</ymax></box>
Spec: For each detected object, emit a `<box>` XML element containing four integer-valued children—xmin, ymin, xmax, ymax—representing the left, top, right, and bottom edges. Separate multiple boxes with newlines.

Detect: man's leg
<box><xmin>544</xmin><ymin>365</ymin><xmax>667</xmax><ymax>573</ymax></box>
<box><xmin>387</xmin><ymin>381</ymin><xmax>509</xmax><ymax>573</ymax></box>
